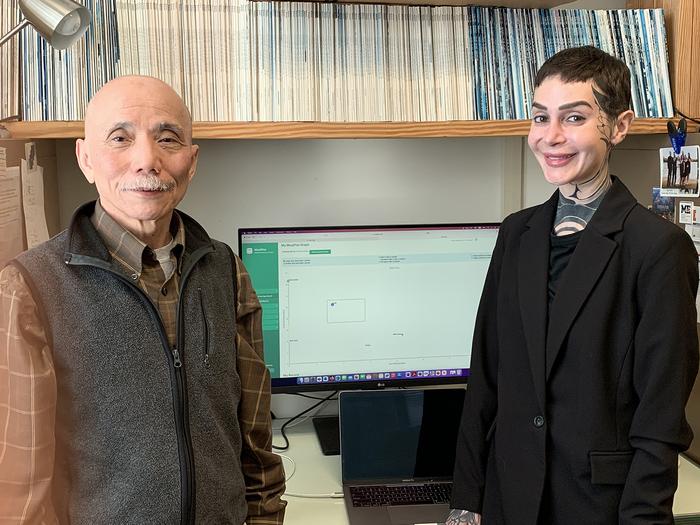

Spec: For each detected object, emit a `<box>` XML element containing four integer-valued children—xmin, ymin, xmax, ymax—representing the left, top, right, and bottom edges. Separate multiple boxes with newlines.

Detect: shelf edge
<box><xmin>1</xmin><ymin>118</ymin><xmax>688</xmax><ymax>140</ymax></box>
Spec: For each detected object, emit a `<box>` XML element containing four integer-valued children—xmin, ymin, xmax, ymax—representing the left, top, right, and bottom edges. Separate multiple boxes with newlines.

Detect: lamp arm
<box><xmin>0</xmin><ymin>18</ymin><xmax>30</xmax><ymax>48</ymax></box>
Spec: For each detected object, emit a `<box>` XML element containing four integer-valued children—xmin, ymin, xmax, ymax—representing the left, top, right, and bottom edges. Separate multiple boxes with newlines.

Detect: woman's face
<box><xmin>528</xmin><ymin>76</ymin><xmax>617</xmax><ymax>188</ymax></box>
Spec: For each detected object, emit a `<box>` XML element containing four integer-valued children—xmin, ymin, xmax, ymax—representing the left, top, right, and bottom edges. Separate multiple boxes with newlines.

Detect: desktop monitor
<box><xmin>238</xmin><ymin>223</ymin><xmax>499</xmax><ymax>393</ymax></box>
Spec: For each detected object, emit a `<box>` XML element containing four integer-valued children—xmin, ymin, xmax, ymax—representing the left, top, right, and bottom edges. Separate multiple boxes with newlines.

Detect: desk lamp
<box><xmin>0</xmin><ymin>0</ymin><xmax>90</xmax><ymax>137</ymax></box>
<box><xmin>0</xmin><ymin>0</ymin><xmax>90</xmax><ymax>50</ymax></box>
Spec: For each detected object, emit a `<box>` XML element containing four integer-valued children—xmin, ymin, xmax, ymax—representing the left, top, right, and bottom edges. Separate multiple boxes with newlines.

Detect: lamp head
<box><xmin>18</xmin><ymin>0</ymin><xmax>90</xmax><ymax>50</ymax></box>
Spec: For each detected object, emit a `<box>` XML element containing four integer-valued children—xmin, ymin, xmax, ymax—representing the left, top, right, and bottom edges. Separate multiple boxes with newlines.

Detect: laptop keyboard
<box><xmin>349</xmin><ymin>482</ymin><xmax>452</xmax><ymax>507</ymax></box>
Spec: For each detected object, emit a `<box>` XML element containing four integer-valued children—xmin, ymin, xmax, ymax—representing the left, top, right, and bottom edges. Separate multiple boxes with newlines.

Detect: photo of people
<box><xmin>660</xmin><ymin>145</ymin><xmax>700</xmax><ymax>197</ymax></box>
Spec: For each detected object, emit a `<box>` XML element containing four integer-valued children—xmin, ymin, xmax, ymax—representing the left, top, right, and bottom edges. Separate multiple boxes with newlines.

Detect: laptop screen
<box><xmin>339</xmin><ymin>389</ymin><xmax>465</xmax><ymax>483</ymax></box>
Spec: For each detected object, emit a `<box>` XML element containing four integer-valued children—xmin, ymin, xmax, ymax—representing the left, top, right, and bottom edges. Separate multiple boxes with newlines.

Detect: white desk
<box><xmin>676</xmin><ymin>455</ymin><xmax>700</xmax><ymax>518</ymax></box>
<box><xmin>275</xmin><ymin>420</ymin><xmax>346</xmax><ymax>525</ymax></box>
<box><xmin>275</xmin><ymin>419</ymin><xmax>700</xmax><ymax>524</ymax></box>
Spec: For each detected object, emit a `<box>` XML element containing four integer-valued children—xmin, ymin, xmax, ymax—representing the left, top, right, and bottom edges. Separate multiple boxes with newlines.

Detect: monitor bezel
<box><xmin>238</xmin><ymin>222</ymin><xmax>499</xmax><ymax>393</ymax></box>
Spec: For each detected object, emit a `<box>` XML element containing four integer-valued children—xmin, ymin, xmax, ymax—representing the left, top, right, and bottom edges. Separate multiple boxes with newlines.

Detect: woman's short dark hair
<box><xmin>534</xmin><ymin>46</ymin><xmax>632</xmax><ymax>119</ymax></box>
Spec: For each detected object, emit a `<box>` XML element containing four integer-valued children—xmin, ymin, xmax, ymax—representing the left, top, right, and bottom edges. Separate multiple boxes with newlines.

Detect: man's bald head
<box><xmin>75</xmin><ymin>75</ymin><xmax>199</xmax><ymax>247</ymax></box>
<box><xmin>84</xmin><ymin>76</ymin><xmax>193</xmax><ymax>143</ymax></box>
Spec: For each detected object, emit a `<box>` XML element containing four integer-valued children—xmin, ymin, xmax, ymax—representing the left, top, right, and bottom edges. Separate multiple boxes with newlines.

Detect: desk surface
<box><xmin>276</xmin><ymin>419</ymin><xmax>700</xmax><ymax>524</ymax></box>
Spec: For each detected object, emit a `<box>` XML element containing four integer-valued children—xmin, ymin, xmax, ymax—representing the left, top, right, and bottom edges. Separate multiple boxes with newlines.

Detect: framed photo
<box><xmin>659</xmin><ymin>145</ymin><xmax>700</xmax><ymax>197</ymax></box>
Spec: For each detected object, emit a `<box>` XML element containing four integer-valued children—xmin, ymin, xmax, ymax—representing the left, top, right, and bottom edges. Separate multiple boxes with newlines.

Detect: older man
<box><xmin>0</xmin><ymin>76</ymin><xmax>286</xmax><ymax>524</ymax></box>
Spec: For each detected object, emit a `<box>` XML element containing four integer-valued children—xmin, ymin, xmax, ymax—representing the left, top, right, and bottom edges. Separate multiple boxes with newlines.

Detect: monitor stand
<box><xmin>312</xmin><ymin>415</ymin><xmax>340</xmax><ymax>456</ymax></box>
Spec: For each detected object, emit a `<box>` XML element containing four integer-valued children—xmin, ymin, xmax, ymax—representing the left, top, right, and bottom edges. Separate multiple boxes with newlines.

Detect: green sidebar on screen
<box><xmin>241</xmin><ymin>243</ymin><xmax>280</xmax><ymax>378</ymax></box>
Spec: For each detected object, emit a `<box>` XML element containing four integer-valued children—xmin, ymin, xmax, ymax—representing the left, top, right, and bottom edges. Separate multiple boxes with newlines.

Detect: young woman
<box><xmin>448</xmin><ymin>46</ymin><xmax>698</xmax><ymax>525</ymax></box>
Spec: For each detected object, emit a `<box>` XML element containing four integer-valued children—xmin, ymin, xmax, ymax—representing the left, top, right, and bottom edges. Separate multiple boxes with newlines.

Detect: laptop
<box><xmin>339</xmin><ymin>388</ymin><xmax>465</xmax><ymax>525</ymax></box>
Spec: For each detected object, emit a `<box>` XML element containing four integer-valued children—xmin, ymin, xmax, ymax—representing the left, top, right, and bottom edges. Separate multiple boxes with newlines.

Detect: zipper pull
<box><xmin>204</xmin><ymin>352</ymin><xmax>210</xmax><ymax>368</ymax></box>
<box><xmin>172</xmin><ymin>347</ymin><xmax>182</xmax><ymax>368</ymax></box>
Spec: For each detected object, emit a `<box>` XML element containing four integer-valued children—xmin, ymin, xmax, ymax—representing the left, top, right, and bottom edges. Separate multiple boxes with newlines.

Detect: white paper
<box><xmin>679</xmin><ymin>201</ymin><xmax>694</xmax><ymax>224</ymax></box>
<box><xmin>684</xmin><ymin>224</ymin><xmax>700</xmax><ymax>253</ymax></box>
<box><xmin>21</xmin><ymin>158</ymin><xmax>50</xmax><ymax>249</ymax></box>
<box><xmin>0</xmin><ymin>152</ymin><xmax>25</xmax><ymax>266</ymax></box>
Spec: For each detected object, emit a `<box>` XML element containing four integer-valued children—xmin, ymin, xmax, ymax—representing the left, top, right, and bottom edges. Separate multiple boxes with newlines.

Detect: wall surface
<box><xmin>57</xmin><ymin>137</ymin><xmax>512</xmax><ymax>248</ymax></box>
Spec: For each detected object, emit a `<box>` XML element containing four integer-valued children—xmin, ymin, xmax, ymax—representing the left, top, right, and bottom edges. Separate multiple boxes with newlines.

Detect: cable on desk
<box><xmin>273</xmin><ymin>411</ymin><xmax>313</xmax><ymax>432</ymax></box>
<box><xmin>290</xmin><ymin>392</ymin><xmax>334</xmax><ymax>400</ymax></box>
<box><xmin>285</xmin><ymin>491</ymin><xmax>344</xmax><ymax>499</ymax></box>
<box><xmin>277</xmin><ymin>451</ymin><xmax>343</xmax><ymax>498</ymax></box>
<box><xmin>272</xmin><ymin>392</ymin><xmax>339</xmax><ymax>433</ymax></box>
<box><xmin>272</xmin><ymin>391</ymin><xmax>337</xmax><ymax>451</ymax></box>
<box><xmin>278</xmin><ymin>453</ymin><xmax>297</xmax><ymax>482</ymax></box>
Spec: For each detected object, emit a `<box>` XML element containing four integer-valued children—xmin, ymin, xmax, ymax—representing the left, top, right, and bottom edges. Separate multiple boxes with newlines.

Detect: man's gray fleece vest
<box><xmin>12</xmin><ymin>202</ymin><xmax>248</xmax><ymax>525</ymax></box>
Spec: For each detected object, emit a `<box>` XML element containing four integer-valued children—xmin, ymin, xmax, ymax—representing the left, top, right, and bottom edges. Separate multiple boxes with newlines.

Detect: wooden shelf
<box><xmin>1</xmin><ymin>118</ymin><xmax>687</xmax><ymax>140</ymax></box>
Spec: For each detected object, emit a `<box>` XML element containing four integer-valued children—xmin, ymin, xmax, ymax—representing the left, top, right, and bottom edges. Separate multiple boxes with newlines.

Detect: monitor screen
<box><xmin>238</xmin><ymin>223</ymin><xmax>499</xmax><ymax>392</ymax></box>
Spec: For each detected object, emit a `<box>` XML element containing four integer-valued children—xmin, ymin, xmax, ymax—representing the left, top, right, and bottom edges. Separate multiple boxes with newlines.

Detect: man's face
<box><xmin>527</xmin><ymin>76</ymin><xmax>616</xmax><ymax>188</ymax></box>
<box><xmin>76</xmin><ymin>77</ymin><xmax>198</xmax><ymax>231</ymax></box>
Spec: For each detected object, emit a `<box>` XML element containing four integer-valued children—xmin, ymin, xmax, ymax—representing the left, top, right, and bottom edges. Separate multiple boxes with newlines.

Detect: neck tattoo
<box><xmin>553</xmin><ymin>184</ymin><xmax>609</xmax><ymax>236</ymax></box>
<box><xmin>561</xmin><ymin>171</ymin><xmax>611</xmax><ymax>205</ymax></box>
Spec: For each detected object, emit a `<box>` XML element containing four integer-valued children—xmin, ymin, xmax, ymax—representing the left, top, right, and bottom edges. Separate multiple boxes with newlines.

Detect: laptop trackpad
<box><xmin>388</xmin><ymin>505</ymin><xmax>448</xmax><ymax>525</ymax></box>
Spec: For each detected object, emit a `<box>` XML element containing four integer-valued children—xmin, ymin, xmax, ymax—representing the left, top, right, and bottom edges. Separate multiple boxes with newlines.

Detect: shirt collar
<box><xmin>90</xmin><ymin>200</ymin><xmax>186</xmax><ymax>277</ymax></box>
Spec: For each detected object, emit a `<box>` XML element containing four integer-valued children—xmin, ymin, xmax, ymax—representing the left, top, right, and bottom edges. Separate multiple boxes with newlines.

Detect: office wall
<box><xmin>56</xmin><ymin>137</ymin><xmax>516</xmax><ymax>243</ymax></box>
<box><xmin>55</xmin><ymin>133</ymin><xmax>658</xmax><ymax>234</ymax></box>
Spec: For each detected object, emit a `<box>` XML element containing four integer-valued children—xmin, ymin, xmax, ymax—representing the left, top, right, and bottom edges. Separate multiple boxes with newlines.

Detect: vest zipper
<box><xmin>172</xmin><ymin>362</ymin><xmax>192</xmax><ymax>525</ymax></box>
<box><xmin>172</xmin><ymin>347</ymin><xmax>183</xmax><ymax>368</ymax></box>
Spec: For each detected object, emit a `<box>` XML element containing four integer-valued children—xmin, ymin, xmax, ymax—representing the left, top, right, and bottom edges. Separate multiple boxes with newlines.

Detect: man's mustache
<box><xmin>119</xmin><ymin>175</ymin><xmax>175</xmax><ymax>192</ymax></box>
